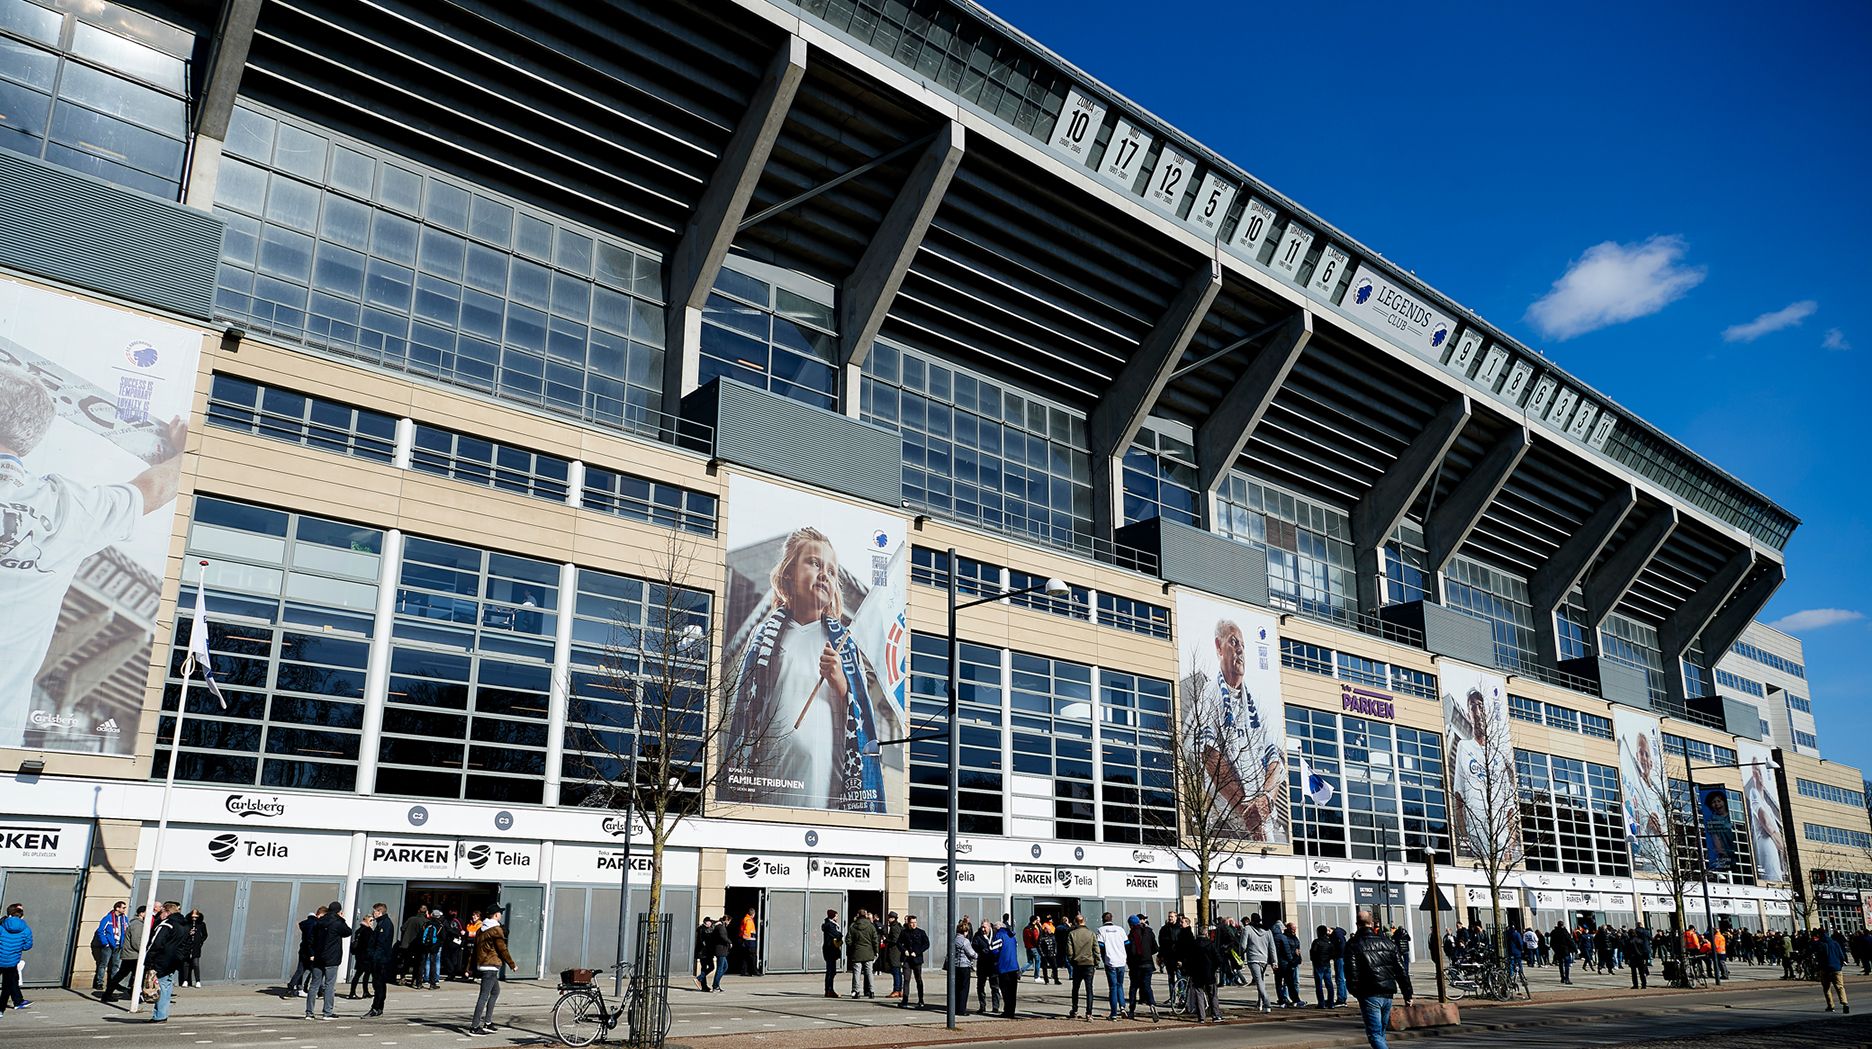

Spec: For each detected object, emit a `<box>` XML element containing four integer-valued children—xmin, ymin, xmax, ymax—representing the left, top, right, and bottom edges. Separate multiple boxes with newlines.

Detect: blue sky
<box><xmin>986</xmin><ymin>0</ymin><xmax>1872</xmax><ymax>772</ymax></box>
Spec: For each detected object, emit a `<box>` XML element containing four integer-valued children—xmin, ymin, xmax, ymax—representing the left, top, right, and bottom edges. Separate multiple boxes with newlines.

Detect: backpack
<box><xmin>422</xmin><ymin>922</ymin><xmax>440</xmax><ymax>946</ymax></box>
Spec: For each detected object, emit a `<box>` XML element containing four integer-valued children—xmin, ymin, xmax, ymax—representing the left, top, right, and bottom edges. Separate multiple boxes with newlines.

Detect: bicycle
<box><xmin>1164</xmin><ymin>971</ymin><xmax>1190</xmax><ymax>1013</ymax></box>
<box><xmin>553</xmin><ymin>962</ymin><xmax>671</xmax><ymax>1047</ymax></box>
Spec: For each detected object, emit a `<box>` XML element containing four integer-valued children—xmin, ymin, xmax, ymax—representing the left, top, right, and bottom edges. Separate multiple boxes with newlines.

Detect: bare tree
<box><xmin>562</xmin><ymin>533</ymin><xmax>769</xmax><ymax>1010</ymax></box>
<box><xmin>1163</xmin><ymin>648</ymin><xmax>1287</xmax><ymax>926</ymax></box>
<box><xmin>1448</xmin><ymin>695</ymin><xmax>1521</xmax><ymax>955</ymax></box>
<box><xmin>1625</xmin><ymin>749</ymin><xmax>1707</xmax><ymax>951</ymax></box>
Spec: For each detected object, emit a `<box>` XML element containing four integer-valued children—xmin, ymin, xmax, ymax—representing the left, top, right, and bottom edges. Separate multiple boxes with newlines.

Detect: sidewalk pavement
<box><xmin>8</xmin><ymin>955</ymin><xmax>1814</xmax><ymax>1046</ymax></box>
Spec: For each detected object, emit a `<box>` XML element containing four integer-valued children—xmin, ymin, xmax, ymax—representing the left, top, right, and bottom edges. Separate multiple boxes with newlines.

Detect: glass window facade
<box><xmin>1288</xmin><ymin>708</ymin><xmax>1449</xmax><ymax>863</ymax></box>
<box><xmin>698</xmin><ymin>261</ymin><xmax>838</xmax><ymax>409</ymax></box>
<box><xmin>382</xmin><ymin>537</ymin><xmax>558</xmax><ymax>803</ymax></box>
<box><xmin>1732</xmin><ymin>640</ymin><xmax>1804</xmax><ymax>679</ymax></box>
<box><xmin>1515</xmin><ymin>749</ymin><xmax>1631</xmax><ymax>877</ymax></box>
<box><xmin>1121</xmin><ymin>423</ymin><xmax>1199</xmax><ymax>527</ymax></box>
<box><xmin>1442</xmin><ymin>555</ymin><xmax>1536</xmax><ymax>670</ymax></box>
<box><xmin>863</xmin><ymin>340</ymin><xmax>1092</xmax><ymax>550</ymax></box>
<box><xmin>1798</xmin><ymin>780</ymin><xmax>1869</xmax><ymax>809</ymax></box>
<box><xmin>1010</xmin><ymin>653</ymin><xmax>1096</xmax><ymax>841</ymax></box>
<box><xmin>0</xmin><ymin>0</ymin><xmax>192</xmax><ymax>198</ymax></box>
<box><xmin>1215</xmin><ymin>473</ymin><xmax>1355</xmax><ymax>621</ymax></box>
<box><xmin>1383</xmin><ymin>521</ymin><xmax>1431</xmax><ymax>605</ymax></box>
<box><xmin>1713</xmin><ymin>668</ymin><xmax>1766</xmax><ymax>698</ymax></box>
<box><xmin>156</xmin><ymin>498</ymin><xmax>382</xmax><ymax>791</ymax></box>
<box><xmin>1098</xmin><ymin>671</ymin><xmax>1174</xmax><ymax>845</ymax></box>
<box><xmin>411</xmin><ymin>423</ymin><xmax>571</xmax><ymax>503</ymax></box>
<box><xmin>213</xmin><ymin>103</ymin><xmax>667</xmax><ymax>438</ymax></box>
<box><xmin>1600</xmin><ymin>614</ymin><xmax>1669</xmax><ymax>709</ymax></box>
<box><xmin>206</xmin><ymin>373</ymin><xmax>398</xmax><ymax>464</ymax></box>
<box><xmin>560</xmin><ymin>567</ymin><xmax>712</xmax><ymax>809</ymax></box>
<box><xmin>1095</xmin><ymin>592</ymin><xmax>1170</xmax><ymax>638</ymax></box>
<box><xmin>581</xmin><ymin>467</ymin><xmax>718</xmax><ymax>537</ymax></box>
<box><xmin>1805</xmin><ymin>823</ymin><xmax>1872</xmax><ymax>852</ymax></box>
<box><xmin>907</xmin><ymin>634</ymin><xmax>1004</xmax><ymax>836</ymax></box>
<box><xmin>1556</xmin><ymin>591</ymin><xmax>1592</xmax><ymax>662</ymax></box>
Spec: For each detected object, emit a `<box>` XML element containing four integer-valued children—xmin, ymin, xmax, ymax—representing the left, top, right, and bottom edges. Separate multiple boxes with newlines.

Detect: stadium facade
<box><xmin>1</xmin><ymin>0</ymin><xmax>1869</xmax><ymax>986</ymax></box>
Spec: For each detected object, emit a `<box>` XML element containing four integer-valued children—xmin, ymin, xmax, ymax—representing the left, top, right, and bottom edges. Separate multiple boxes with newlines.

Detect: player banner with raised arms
<box><xmin>717</xmin><ymin>474</ymin><xmax>907</xmax><ymax>814</ymax></box>
<box><xmin>0</xmin><ymin>277</ymin><xmax>201</xmax><ymax>755</ymax></box>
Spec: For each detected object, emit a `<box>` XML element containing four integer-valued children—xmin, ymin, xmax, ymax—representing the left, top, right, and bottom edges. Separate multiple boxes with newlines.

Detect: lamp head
<box><xmin>861</xmin><ymin>740</ymin><xmax>881</xmax><ymax>759</ymax></box>
<box><xmin>1043</xmin><ymin>577</ymin><xmax>1070</xmax><ymax>598</ymax></box>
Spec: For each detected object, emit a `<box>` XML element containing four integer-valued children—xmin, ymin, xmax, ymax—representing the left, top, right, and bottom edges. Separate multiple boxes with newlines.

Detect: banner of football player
<box><xmin>1737</xmin><ymin>738</ymin><xmax>1790</xmax><ymax>882</ymax></box>
<box><xmin>1441</xmin><ymin>661</ymin><xmax>1519</xmax><ymax>861</ymax></box>
<box><xmin>1614</xmin><ymin>708</ymin><xmax>1670</xmax><ymax>873</ymax></box>
<box><xmin>717</xmin><ymin>475</ymin><xmax>907</xmax><ymax>814</ymax></box>
<box><xmin>0</xmin><ymin>277</ymin><xmax>201</xmax><ymax>756</ymax></box>
<box><xmin>1173</xmin><ymin>591</ymin><xmax>1288</xmax><ymax>843</ymax></box>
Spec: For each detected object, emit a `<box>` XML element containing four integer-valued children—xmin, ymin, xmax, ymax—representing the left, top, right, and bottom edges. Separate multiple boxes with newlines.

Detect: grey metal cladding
<box><xmin>1118</xmin><ymin>518</ymin><xmax>1269</xmax><ymax>608</ymax></box>
<box><xmin>1595</xmin><ymin>658</ymin><xmax>1653</xmax><ymax>711</ymax></box>
<box><xmin>1416</xmin><ymin>602</ymin><xmax>1496</xmax><ymax>666</ymax></box>
<box><xmin>0</xmin><ymin>150</ymin><xmax>222</xmax><ymax>319</ymax></box>
<box><xmin>1721</xmin><ymin>697</ymin><xmax>1762</xmax><ymax>740</ymax></box>
<box><xmin>685</xmin><ymin>378</ymin><xmax>903</xmax><ymax>506</ymax></box>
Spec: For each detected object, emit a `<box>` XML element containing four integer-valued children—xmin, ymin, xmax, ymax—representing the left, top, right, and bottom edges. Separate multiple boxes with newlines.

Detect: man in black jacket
<box><xmin>1625</xmin><ymin>925</ymin><xmax>1652</xmax><ymax>989</ymax></box>
<box><xmin>1156</xmin><ymin>912</ymin><xmax>1182</xmax><ymax>999</ymax></box>
<box><xmin>304</xmin><ymin>902</ymin><xmax>352</xmax><ymax>1020</ymax></box>
<box><xmin>362</xmin><ymin>904</ymin><xmax>396</xmax><ymax>1018</ymax></box>
<box><xmin>1343</xmin><ymin>912</ymin><xmax>1413</xmax><ymax>1049</ymax></box>
<box><xmin>1550</xmin><ymin>922</ymin><xmax>1576</xmax><ymax>985</ymax></box>
<box><xmin>146</xmin><ymin>902</ymin><xmax>189</xmax><ymax>1024</ymax></box>
<box><xmin>897</xmin><ymin>915</ymin><xmax>930</xmax><ymax>1009</ymax></box>
<box><xmin>283</xmin><ymin>908</ymin><xmax>323</xmax><ymax>998</ymax></box>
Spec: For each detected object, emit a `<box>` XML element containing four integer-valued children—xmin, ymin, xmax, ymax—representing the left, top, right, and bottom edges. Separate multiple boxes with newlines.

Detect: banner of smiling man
<box><xmin>717</xmin><ymin>474</ymin><xmax>907</xmax><ymax>815</ymax></box>
<box><xmin>1173</xmin><ymin>590</ymin><xmax>1289</xmax><ymax>843</ymax></box>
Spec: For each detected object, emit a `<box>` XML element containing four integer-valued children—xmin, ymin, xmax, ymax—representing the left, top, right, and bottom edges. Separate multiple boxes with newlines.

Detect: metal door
<box><xmin>0</xmin><ymin>870</ymin><xmax>80</xmax><ymax>987</ymax></box>
<box><xmin>234</xmin><ymin>879</ymin><xmax>295</xmax><ymax>980</ymax></box>
<box><xmin>765</xmin><ymin>889</ymin><xmax>807</xmax><ymax>973</ymax></box>
<box><xmin>184</xmin><ymin>878</ymin><xmax>239</xmax><ymax>981</ymax></box>
<box><xmin>500</xmin><ymin>884</ymin><xmax>545</xmax><ymax>979</ymax></box>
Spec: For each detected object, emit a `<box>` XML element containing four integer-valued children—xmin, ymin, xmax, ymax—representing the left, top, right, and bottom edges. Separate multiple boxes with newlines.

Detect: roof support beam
<box><xmin>1659</xmin><ymin>548</ymin><xmax>1755</xmax><ymax>707</ymax></box>
<box><xmin>1425</xmin><ymin>425</ymin><xmax>1531</xmax><ymax>581</ymax></box>
<box><xmin>1193</xmin><ymin>309</ymin><xmax>1311</xmax><ymax>497</ymax></box>
<box><xmin>837</xmin><ymin>120</ymin><xmax>965</xmax><ymax>414</ymax></box>
<box><xmin>1351</xmin><ymin>395</ymin><xmax>1471</xmax><ymax>614</ymax></box>
<box><xmin>1691</xmin><ymin>559</ymin><xmax>1786</xmax><ymax>691</ymax></box>
<box><xmin>1582</xmin><ymin>508</ymin><xmax>1678</xmax><ymax>632</ymax></box>
<box><xmin>196</xmin><ymin>0</ymin><xmax>261</xmax><ymax>140</ymax></box>
<box><xmin>1530</xmin><ymin>484</ymin><xmax>1637</xmax><ymax>665</ymax></box>
<box><xmin>1089</xmin><ymin>259</ymin><xmax>1223</xmax><ymax>541</ymax></box>
<box><xmin>662</xmin><ymin>34</ymin><xmax>807</xmax><ymax>412</ymax></box>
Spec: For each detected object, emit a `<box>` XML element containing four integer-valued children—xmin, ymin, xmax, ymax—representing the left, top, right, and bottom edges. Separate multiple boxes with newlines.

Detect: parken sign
<box><xmin>0</xmin><ymin>818</ymin><xmax>89</xmax><ymax>867</ymax></box>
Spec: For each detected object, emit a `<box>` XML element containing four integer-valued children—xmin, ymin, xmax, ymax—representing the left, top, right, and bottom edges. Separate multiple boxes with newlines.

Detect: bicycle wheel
<box><xmin>1509</xmin><ymin>969</ymin><xmax>1530</xmax><ymax>1000</ymax></box>
<box><xmin>553</xmin><ymin>988</ymin><xmax>608</xmax><ymax>1047</ymax></box>
<box><xmin>1442</xmin><ymin>975</ymin><xmax>1467</xmax><ymax>1001</ymax></box>
<box><xmin>1482</xmin><ymin>968</ymin><xmax>1509</xmax><ymax>1000</ymax></box>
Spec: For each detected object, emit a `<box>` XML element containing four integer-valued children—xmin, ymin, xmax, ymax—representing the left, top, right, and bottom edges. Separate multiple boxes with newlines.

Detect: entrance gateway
<box><xmin>723</xmin><ymin>853</ymin><xmax>884</xmax><ymax>974</ymax></box>
<box><xmin>362</xmin><ymin>836</ymin><xmax>543</xmax><ymax>978</ymax></box>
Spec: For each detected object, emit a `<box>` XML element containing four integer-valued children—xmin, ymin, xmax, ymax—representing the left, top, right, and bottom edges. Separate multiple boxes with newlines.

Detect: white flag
<box><xmin>1299</xmin><ymin>757</ymin><xmax>1335</xmax><ymax>806</ymax></box>
<box><xmin>184</xmin><ymin>582</ymin><xmax>225</xmax><ymax>708</ymax></box>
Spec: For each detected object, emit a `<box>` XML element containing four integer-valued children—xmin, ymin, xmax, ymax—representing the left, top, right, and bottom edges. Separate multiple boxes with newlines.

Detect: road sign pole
<box><xmin>1424</xmin><ymin>850</ymin><xmax>1449</xmax><ymax>1004</ymax></box>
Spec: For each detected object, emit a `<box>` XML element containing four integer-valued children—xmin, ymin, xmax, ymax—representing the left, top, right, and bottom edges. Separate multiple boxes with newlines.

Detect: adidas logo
<box><xmin>95</xmin><ymin>718</ymin><xmax>121</xmax><ymax>735</ymax></box>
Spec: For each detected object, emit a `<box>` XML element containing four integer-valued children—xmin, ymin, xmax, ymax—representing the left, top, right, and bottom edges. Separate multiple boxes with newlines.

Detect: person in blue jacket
<box><xmin>0</xmin><ymin>902</ymin><xmax>34</xmax><ymax>1017</ymax></box>
<box><xmin>93</xmin><ymin>901</ymin><xmax>127</xmax><ymax>995</ymax></box>
<box><xmin>993</xmin><ymin>920</ymin><xmax>1022</xmax><ymax>1018</ymax></box>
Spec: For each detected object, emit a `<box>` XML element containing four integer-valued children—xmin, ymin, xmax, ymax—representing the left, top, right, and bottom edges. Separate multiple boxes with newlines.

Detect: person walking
<box><xmin>1625</xmin><ymin>925</ymin><xmax>1651</xmax><ymax>989</ymax></box>
<box><xmin>1813</xmin><ymin>928</ymin><xmax>1849</xmax><ymax>1014</ymax></box>
<box><xmin>694</xmin><ymin>917</ymin><xmax>715</xmax><ymax>991</ymax></box>
<box><xmin>1331</xmin><ymin>924</ymin><xmax>1350</xmax><ymax>1006</ymax></box>
<box><xmin>950</xmin><ymin>919</ymin><xmax>977</xmax><ymax>1017</ymax></box>
<box><xmin>1392</xmin><ymin>923</ymin><xmax>1413</xmax><ymax>966</ymax></box>
<box><xmin>92</xmin><ymin>901</ymin><xmax>127</xmax><ymax>996</ymax></box>
<box><xmin>847</xmin><ymin>909</ymin><xmax>879</xmax><ymax>999</ymax></box>
<box><xmin>1066</xmin><ymin>914</ymin><xmax>1098</xmax><ymax>1020</ymax></box>
<box><xmin>1095</xmin><ymin>912</ymin><xmax>1127</xmax><ymax>1020</ymax></box>
<box><xmin>1310</xmin><ymin>925</ymin><xmax>1336</xmax><ymax>1008</ymax></box>
<box><xmin>1023</xmin><ymin>917</ymin><xmax>1042</xmax><ymax>980</ymax></box>
<box><xmin>145</xmin><ymin>901</ymin><xmax>188</xmax><ymax>1024</ymax></box>
<box><xmin>422</xmin><ymin>909</ymin><xmax>446</xmax><ymax>989</ymax></box>
<box><xmin>361</xmin><ymin>904</ymin><xmax>396</xmax><ymax>1018</ymax></box>
<box><xmin>883</xmin><ymin>912</ymin><xmax>905</xmax><ymax>999</ymax></box>
<box><xmin>1053</xmin><ymin>915</ymin><xmax>1073</xmax><ymax>988</ymax></box>
<box><xmin>819</xmin><ymin>910</ymin><xmax>842</xmax><ymax>999</ymax></box>
<box><xmin>1344</xmin><ymin>912</ymin><xmax>1413</xmax><ymax>1049</ymax></box>
<box><xmin>0</xmin><ymin>903</ymin><xmax>32</xmax><ymax>1017</ymax></box>
<box><xmin>303</xmin><ymin>902</ymin><xmax>350</xmax><ymax>1020</ymax></box>
<box><xmin>439</xmin><ymin>910</ymin><xmax>464</xmax><ymax>984</ymax></box>
<box><xmin>348</xmin><ymin>914</ymin><xmax>376</xmax><ymax>999</ymax></box>
<box><xmin>1157</xmin><ymin>912</ymin><xmax>1182</xmax><ymax>1000</ymax></box>
<box><xmin>1124</xmin><ymin>915</ymin><xmax>1158</xmax><ymax>1022</ymax></box>
<box><xmin>1551</xmin><ymin>922</ymin><xmax>1576</xmax><ymax>985</ymax></box>
<box><xmin>1182</xmin><ymin>924</ymin><xmax>1223</xmax><ymax>1024</ymax></box>
<box><xmin>1240</xmin><ymin>913</ymin><xmax>1275</xmax><ymax>1013</ymax></box>
<box><xmin>1037</xmin><ymin>915</ymin><xmax>1060</xmax><ymax>984</ymax></box>
<box><xmin>705</xmin><ymin>915</ymin><xmax>733</xmax><ymax>992</ymax></box>
<box><xmin>898</xmin><ymin>915</ymin><xmax>929</xmax><ymax>1009</ymax></box>
<box><xmin>397</xmin><ymin>907</ymin><xmax>427</xmax><ymax>988</ymax></box>
<box><xmin>103</xmin><ymin>906</ymin><xmax>147</xmax><ymax>1004</ymax></box>
<box><xmin>284</xmin><ymin>907</ymin><xmax>323</xmax><ymax>998</ymax></box>
<box><xmin>993</xmin><ymin>919</ymin><xmax>1021</xmax><ymax>1018</ymax></box>
<box><xmin>1505</xmin><ymin>923</ymin><xmax>1526</xmax><ymax>985</ymax></box>
<box><xmin>467</xmin><ymin>906</ymin><xmax>517</xmax><ymax>1036</ymax></box>
<box><xmin>461</xmin><ymin>912</ymin><xmax>481</xmax><ymax>981</ymax></box>
<box><xmin>180</xmin><ymin>908</ymin><xmax>208</xmax><ymax>988</ymax></box>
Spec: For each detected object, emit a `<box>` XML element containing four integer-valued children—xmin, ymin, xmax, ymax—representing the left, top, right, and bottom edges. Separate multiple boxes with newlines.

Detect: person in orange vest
<box><xmin>739</xmin><ymin>910</ymin><xmax>760</xmax><ymax>976</ymax></box>
<box><xmin>1712</xmin><ymin>929</ymin><xmax>1728</xmax><ymax>979</ymax></box>
<box><xmin>1682</xmin><ymin>927</ymin><xmax>1704</xmax><ymax>980</ymax></box>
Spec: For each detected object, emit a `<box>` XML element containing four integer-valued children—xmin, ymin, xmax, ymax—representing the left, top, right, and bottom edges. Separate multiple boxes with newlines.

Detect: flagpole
<box><xmin>129</xmin><ymin>558</ymin><xmax>207</xmax><ymax>1014</ymax></box>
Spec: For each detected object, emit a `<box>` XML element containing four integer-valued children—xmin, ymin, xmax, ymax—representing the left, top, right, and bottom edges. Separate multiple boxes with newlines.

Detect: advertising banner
<box><xmin>1441</xmin><ymin>661</ymin><xmax>1517</xmax><ymax>861</ymax></box>
<box><xmin>0</xmin><ymin>277</ymin><xmax>201</xmax><ymax>755</ymax></box>
<box><xmin>1614</xmin><ymin>708</ymin><xmax>1669</xmax><ymax>873</ymax></box>
<box><xmin>717</xmin><ymin>475</ymin><xmax>907</xmax><ymax>813</ymax></box>
<box><xmin>1697</xmin><ymin>784</ymin><xmax>1738</xmax><ymax>873</ymax></box>
<box><xmin>1737</xmin><ymin>739</ymin><xmax>1790</xmax><ymax>882</ymax></box>
<box><xmin>1172</xmin><ymin>592</ymin><xmax>1288</xmax><ymax>843</ymax></box>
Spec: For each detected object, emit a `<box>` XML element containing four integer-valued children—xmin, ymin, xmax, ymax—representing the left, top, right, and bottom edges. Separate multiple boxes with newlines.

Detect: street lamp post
<box><xmin>869</xmin><ymin>549</ymin><xmax>1065</xmax><ymax>1030</ymax></box>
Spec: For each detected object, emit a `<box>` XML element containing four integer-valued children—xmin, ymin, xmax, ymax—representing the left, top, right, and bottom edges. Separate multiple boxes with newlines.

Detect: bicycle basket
<box><xmin>561</xmin><ymin>967</ymin><xmax>597</xmax><ymax>987</ymax></box>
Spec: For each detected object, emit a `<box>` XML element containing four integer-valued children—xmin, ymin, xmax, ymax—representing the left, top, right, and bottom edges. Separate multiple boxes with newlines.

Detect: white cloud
<box><xmin>1525</xmin><ymin>235</ymin><xmax>1707</xmax><ymax>340</ymax></box>
<box><xmin>1767</xmin><ymin>608</ymin><xmax>1865</xmax><ymax>633</ymax></box>
<box><xmin>1823</xmin><ymin>327</ymin><xmax>1852</xmax><ymax>351</ymax></box>
<box><xmin>1722</xmin><ymin>300</ymin><xmax>1818</xmax><ymax>343</ymax></box>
